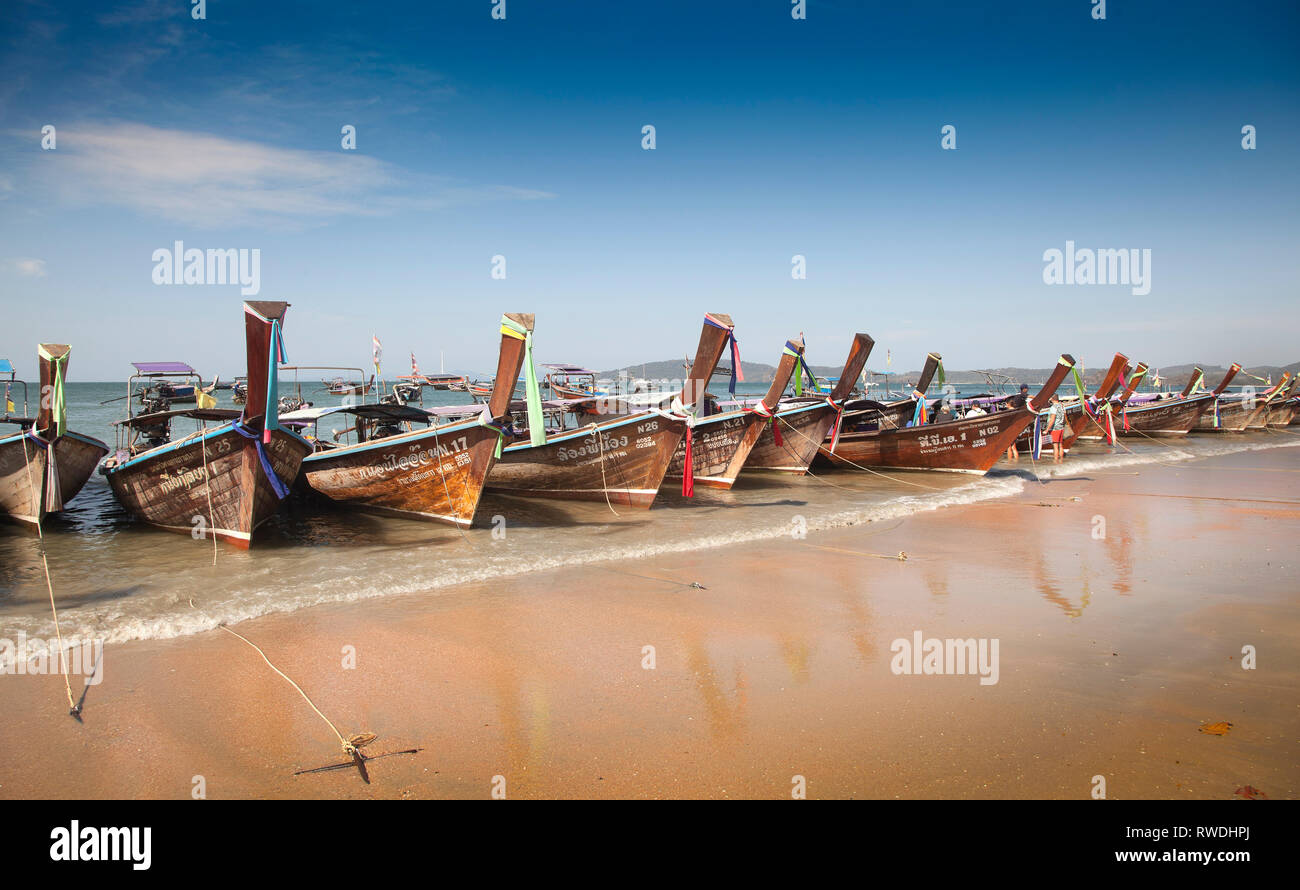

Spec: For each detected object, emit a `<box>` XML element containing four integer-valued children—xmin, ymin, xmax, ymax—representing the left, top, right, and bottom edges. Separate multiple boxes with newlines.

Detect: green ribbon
<box><xmin>936</xmin><ymin>359</ymin><xmax>945</xmax><ymax>388</ymax></box>
<box><xmin>522</xmin><ymin>330</ymin><xmax>546</xmax><ymax>446</ymax></box>
<box><xmin>50</xmin><ymin>356</ymin><xmax>67</xmax><ymax>437</ymax></box>
<box><xmin>1071</xmin><ymin>365</ymin><xmax>1087</xmax><ymax>403</ymax></box>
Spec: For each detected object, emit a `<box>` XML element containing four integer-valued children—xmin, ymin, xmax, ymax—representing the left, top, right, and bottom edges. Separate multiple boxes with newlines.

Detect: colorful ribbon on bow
<box><xmin>910</xmin><ymin>393</ymin><xmax>928</xmax><ymax>427</ymax></box>
<box><xmin>747</xmin><ymin>401</ymin><xmax>782</xmax><ymax>447</ymax></box>
<box><xmin>263</xmin><ymin>318</ymin><xmax>288</xmax><ymax>444</ymax></box>
<box><xmin>826</xmin><ymin>398</ymin><xmax>844</xmax><ymax>453</ymax></box>
<box><xmin>785</xmin><ymin>342</ymin><xmax>813</xmax><ymax>397</ymax></box>
<box><xmin>705</xmin><ymin>314</ymin><xmax>742</xmax><ymax>395</ymax></box>
<box><xmin>501</xmin><ymin>315</ymin><xmax>546</xmax><ymax>447</ymax></box>
<box><xmin>681</xmin><ymin>417</ymin><xmax>695</xmax><ymax>497</ymax></box>
<box><xmin>232</xmin><ymin>422</ymin><xmax>291</xmax><ymax>499</ymax></box>
<box><xmin>36</xmin><ymin>345</ymin><xmax>68</xmax><ymax>439</ymax></box>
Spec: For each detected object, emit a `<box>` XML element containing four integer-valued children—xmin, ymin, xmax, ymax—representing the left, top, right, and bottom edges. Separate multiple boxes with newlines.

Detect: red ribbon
<box><xmin>826</xmin><ymin>397</ymin><xmax>844</xmax><ymax>453</ymax></box>
<box><xmin>682</xmin><ymin>426</ymin><xmax>694</xmax><ymax>497</ymax></box>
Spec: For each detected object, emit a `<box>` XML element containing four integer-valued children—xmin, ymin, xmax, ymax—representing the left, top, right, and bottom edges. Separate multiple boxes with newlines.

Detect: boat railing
<box><xmin>281</xmin><ymin>366</ymin><xmax>372</xmax><ymax>405</ymax></box>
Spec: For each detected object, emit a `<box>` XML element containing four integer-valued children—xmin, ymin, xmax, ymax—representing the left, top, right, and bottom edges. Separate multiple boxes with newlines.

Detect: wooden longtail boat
<box><xmin>744</xmin><ymin>333</ymin><xmax>876</xmax><ymax>474</ymax></box>
<box><xmin>1016</xmin><ymin>352</ymin><xmax>1129</xmax><ymax>452</ymax></box>
<box><xmin>285</xmin><ymin>314</ymin><xmax>530</xmax><ymax>527</ymax></box>
<box><xmin>1116</xmin><ymin>364</ymin><xmax>1240</xmax><ymax>437</ymax></box>
<box><xmin>1195</xmin><ymin>376</ymin><xmax>1278</xmax><ymax>432</ymax></box>
<box><xmin>1244</xmin><ymin>374</ymin><xmax>1289</xmax><ymax>429</ymax></box>
<box><xmin>99</xmin><ymin>301</ymin><xmax>313</xmax><ymax>549</ymax></box>
<box><xmin>1076</xmin><ymin>360</ymin><xmax>1148</xmax><ymax>442</ymax></box>
<box><xmin>849</xmin><ymin>352</ymin><xmax>946</xmax><ymax>433</ymax></box>
<box><xmin>663</xmin><ymin>333</ymin><xmax>803</xmax><ymax>490</ymax></box>
<box><xmin>0</xmin><ymin>346</ymin><xmax>109</xmax><ymax>529</ymax></box>
<box><xmin>823</xmin><ymin>355</ymin><xmax>1076</xmax><ymax>474</ymax></box>
<box><xmin>485</xmin><ymin>314</ymin><xmax>733</xmax><ymax>507</ymax></box>
<box><xmin>1264</xmin><ymin>378</ymin><xmax>1300</xmax><ymax>427</ymax></box>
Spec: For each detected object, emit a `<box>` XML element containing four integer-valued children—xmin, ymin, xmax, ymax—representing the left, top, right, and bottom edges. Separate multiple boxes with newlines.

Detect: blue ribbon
<box><xmin>232</xmin><ymin>422</ymin><xmax>291</xmax><ymax>499</ymax></box>
<box><xmin>1030</xmin><ymin>413</ymin><xmax>1042</xmax><ymax>460</ymax></box>
<box><xmin>704</xmin><ymin>316</ymin><xmax>741</xmax><ymax>395</ymax></box>
<box><xmin>263</xmin><ymin>319</ymin><xmax>285</xmax><ymax>437</ymax></box>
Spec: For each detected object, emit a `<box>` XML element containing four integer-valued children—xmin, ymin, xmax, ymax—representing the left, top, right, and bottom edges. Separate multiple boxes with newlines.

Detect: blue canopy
<box><xmin>132</xmin><ymin>361</ymin><xmax>198</xmax><ymax>375</ymax></box>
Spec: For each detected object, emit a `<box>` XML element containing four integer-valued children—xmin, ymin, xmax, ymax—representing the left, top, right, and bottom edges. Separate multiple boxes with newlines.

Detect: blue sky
<box><xmin>1</xmin><ymin>0</ymin><xmax>1297</xmax><ymax>380</ymax></box>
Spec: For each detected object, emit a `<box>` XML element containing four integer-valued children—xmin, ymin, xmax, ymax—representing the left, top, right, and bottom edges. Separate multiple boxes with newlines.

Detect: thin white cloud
<box><xmin>27</xmin><ymin>123</ymin><xmax>554</xmax><ymax>229</ymax></box>
<box><xmin>10</xmin><ymin>258</ymin><xmax>47</xmax><ymax>277</ymax></box>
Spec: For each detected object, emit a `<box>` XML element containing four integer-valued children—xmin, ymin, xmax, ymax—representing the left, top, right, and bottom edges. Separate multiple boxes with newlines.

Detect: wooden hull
<box><xmin>664</xmin><ymin>411</ymin><xmax>765</xmax><ymax>490</ymax></box>
<box><xmin>0</xmin><ymin>431</ymin><xmax>108</xmax><ymax>528</ymax></box>
<box><xmin>102</xmin><ymin>426</ymin><xmax>311</xmax><ymax>548</ymax></box>
<box><xmin>1195</xmin><ymin>397</ymin><xmax>1268</xmax><ymax>432</ymax></box>
<box><xmin>1117</xmin><ymin>394</ymin><xmax>1213</xmax><ymax>437</ymax></box>
<box><xmin>487</xmin><ymin>413</ymin><xmax>686</xmax><ymax>508</ymax></box>
<box><xmin>746</xmin><ymin>402</ymin><xmax>838</xmax><ymax>475</ymax></box>
<box><xmin>825</xmin><ymin>409</ymin><xmax>1035</xmax><ymax>475</ymax></box>
<box><xmin>301</xmin><ymin>419</ymin><xmax>500</xmax><ymax>526</ymax></box>
<box><xmin>1266</xmin><ymin>401</ymin><xmax>1298</xmax><ymax>428</ymax></box>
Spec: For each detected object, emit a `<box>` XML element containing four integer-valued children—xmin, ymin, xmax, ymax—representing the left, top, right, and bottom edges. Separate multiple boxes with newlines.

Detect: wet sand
<box><xmin>1</xmin><ymin>444</ymin><xmax>1297</xmax><ymax>799</ymax></box>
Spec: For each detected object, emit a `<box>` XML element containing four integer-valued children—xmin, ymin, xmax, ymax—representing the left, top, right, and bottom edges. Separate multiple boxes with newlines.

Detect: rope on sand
<box><xmin>212</xmin><ymin>620</ymin><xmax>364</xmax><ymax>758</ymax></box>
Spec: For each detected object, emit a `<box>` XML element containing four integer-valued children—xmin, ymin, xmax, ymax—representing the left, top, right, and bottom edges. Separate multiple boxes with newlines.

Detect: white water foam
<box><xmin>6</xmin><ymin>434</ymin><xmax>1296</xmax><ymax>647</ymax></box>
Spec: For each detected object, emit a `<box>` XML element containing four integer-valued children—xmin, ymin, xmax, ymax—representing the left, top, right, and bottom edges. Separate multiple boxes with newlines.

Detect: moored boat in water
<box><xmin>1116</xmin><ymin>364</ymin><xmax>1240</xmax><ymax>437</ymax></box>
<box><xmin>485</xmin><ymin>313</ymin><xmax>734</xmax><ymax>507</ymax></box>
<box><xmin>823</xmin><ymin>355</ymin><xmax>1077</xmax><ymax>474</ymax></box>
<box><xmin>0</xmin><ymin>346</ymin><xmax>109</xmax><ymax>529</ymax></box>
<box><xmin>283</xmin><ymin>314</ymin><xmax>530</xmax><ymax>526</ymax></box>
<box><xmin>664</xmin><ymin>333</ymin><xmax>804</xmax><ymax>490</ymax></box>
<box><xmin>744</xmin><ymin>333</ymin><xmax>876</xmax><ymax>475</ymax></box>
<box><xmin>98</xmin><ymin>301</ymin><xmax>313</xmax><ymax>548</ymax></box>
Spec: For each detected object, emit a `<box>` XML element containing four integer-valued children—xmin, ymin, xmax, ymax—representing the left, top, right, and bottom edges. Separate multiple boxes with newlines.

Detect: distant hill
<box><xmin>602</xmin><ymin>359</ymin><xmax>1300</xmax><ymax>388</ymax></box>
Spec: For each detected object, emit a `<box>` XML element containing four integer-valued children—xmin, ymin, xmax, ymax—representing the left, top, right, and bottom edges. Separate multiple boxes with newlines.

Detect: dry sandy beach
<box><xmin>1</xmin><ymin>444</ymin><xmax>1296</xmax><ymax>800</ymax></box>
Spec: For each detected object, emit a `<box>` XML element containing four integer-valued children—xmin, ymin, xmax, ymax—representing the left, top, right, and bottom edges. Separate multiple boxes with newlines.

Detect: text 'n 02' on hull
<box><xmin>823</xmin><ymin>354</ymin><xmax>1077</xmax><ymax>474</ymax></box>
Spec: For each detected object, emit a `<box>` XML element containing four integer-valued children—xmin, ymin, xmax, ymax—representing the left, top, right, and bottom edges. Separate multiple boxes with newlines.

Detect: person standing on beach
<box><xmin>1046</xmin><ymin>395</ymin><xmax>1066</xmax><ymax>463</ymax></box>
<box><xmin>1005</xmin><ymin>384</ymin><xmax>1030</xmax><ymax>460</ymax></box>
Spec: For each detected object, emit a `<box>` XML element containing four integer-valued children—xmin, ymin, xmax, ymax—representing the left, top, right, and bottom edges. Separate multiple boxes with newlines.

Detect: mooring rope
<box><xmin>590</xmin><ymin>422</ymin><xmax>620</xmax><ymax>516</ymax></box>
<box><xmin>429</xmin><ymin>424</ymin><xmax>471</xmax><ymax>542</ymax></box>
<box><xmin>212</xmin><ymin>617</ymin><xmax>358</xmax><ymax>757</ymax></box>
<box><xmin>19</xmin><ymin>432</ymin><xmax>78</xmax><ymax>714</ymax></box>
<box><xmin>775</xmin><ymin>412</ymin><xmax>952</xmax><ymax>492</ymax></box>
<box><xmin>200</xmin><ymin>423</ymin><xmax>218</xmax><ymax>566</ymax></box>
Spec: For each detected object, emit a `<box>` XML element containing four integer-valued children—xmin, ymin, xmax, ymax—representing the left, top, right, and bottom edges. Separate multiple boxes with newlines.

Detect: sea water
<box><xmin>0</xmin><ymin>381</ymin><xmax>1294</xmax><ymax>645</ymax></box>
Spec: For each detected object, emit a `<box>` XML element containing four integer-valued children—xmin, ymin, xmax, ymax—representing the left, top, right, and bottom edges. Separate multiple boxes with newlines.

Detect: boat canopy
<box><xmin>279</xmin><ymin>403</ymin><xmax>434</xmax><ymax>425</ymax></box>
<box><xmin>542</xmin><ymin>364</ymin><xmax>595</xmax><ymax>374</ymax></box>
<box><xmin>0</xmin><ymin>359</ymin><xmax>14</xmax><ymax>375</ymax></box>
<box><xmin>132</xmin><ymin>361</ymin><xmax>199</xmax><ymax>375</ymax></box>
<box><xmin>113</xmin><ymin>407</ymin><xmax>241</xmax><ymax>427</ymax></box>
